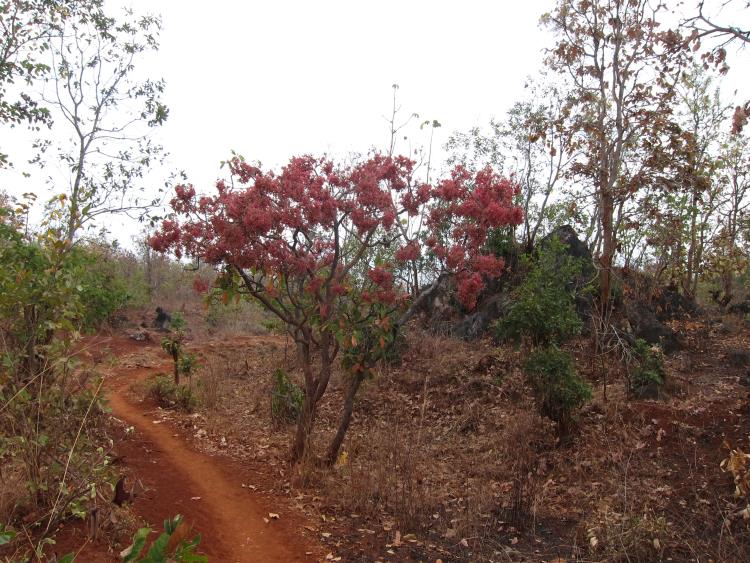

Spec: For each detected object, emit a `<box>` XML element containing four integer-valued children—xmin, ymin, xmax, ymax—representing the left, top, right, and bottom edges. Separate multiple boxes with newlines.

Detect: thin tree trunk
<box><xmin>291</xmin><ymin>391</ymin><xmax>316</xmax><ymax>464</ymax></box>
<box><xmin>599</xmin><ymin>189</ymin><xmax>615</xmax><ymax>319</ymax></box>
<box><xmin>172</xmin><ymin>350</ymin><xmax>179</xmax><ymax>385</ymax></box>
<box><xmin>325</xmin><ymin>375</ymin><xmax>364</xmax><ymax>466</ymax></box>
<box><xmin>290</xmin><ymin>331</ymin><xmax>334</xmax><ymax>464</ymax></box>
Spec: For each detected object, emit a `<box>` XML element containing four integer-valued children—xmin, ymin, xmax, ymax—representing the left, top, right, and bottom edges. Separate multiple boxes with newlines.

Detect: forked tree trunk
<box><xmin>290</xmin><ymin>331</ymin><xmax>334</xmax><ymax>464</ymax></box>
<box><xmin>325</xmin><ymin>374</ymin><xmax>364</xmax><ymax>466</ymax></box>
<box><xmin>322</xmin><ymin>276</ymin><xmax>450</xmax><ymax>466</ymax></box>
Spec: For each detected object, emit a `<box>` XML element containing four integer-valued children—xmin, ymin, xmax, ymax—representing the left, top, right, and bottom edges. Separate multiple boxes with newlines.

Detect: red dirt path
<box><xmin>91</xmin><ymin>334</ymin><xmax>323</xmax><ymax>562</ymax></box>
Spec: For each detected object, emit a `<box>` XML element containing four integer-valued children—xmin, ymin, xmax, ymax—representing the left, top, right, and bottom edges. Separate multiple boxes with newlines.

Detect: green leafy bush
<box><xmin>161</xmin><ymin>312</ymin><xmax>198</xmax><ymax>385</ymax></box>
<box><xmin>121</xmin><ymin>514</ymin><xmax>206</xmax><ymax>562</ymax></box>
<box><xmin>148</xmin><ymin>375</ymin><xmax>199</xmax><ymax>412</ymax></box>
<box><xmin>270</xmin><ymin>368</ymin><xmax>303</xmax><ymax>424</ymax></box>
<box><xmin>485</xmin><ymin>227</ymin><xmax>519</xmax><ymax>259</ymax></box>
<box><xmin>67</xmin><ymin>242</ymin><xmax>131</xmax><ymax>329</ymax></box>
<box><xmin>495</xmin><ymin>237</ymin><xmax>584</xmax><ymax>346</ymax></box>
<box><xmin>523</xmin><ymin>345</ymin><xmax>591</xmax><ymax>431</ymax></box>
<box><xmin>178</xmin><ymin>352</ymin><xmax>199</xmax><ymax>379</ymax></box>
<box><xmin>0</xmin><ymin>201</ymin><xmax>114</xmax><ymax>552</ymax></box>
<box><xmin>629</xmin><ymin>339</ymin><xmax>665</xmax><ymax>399</ymax></box>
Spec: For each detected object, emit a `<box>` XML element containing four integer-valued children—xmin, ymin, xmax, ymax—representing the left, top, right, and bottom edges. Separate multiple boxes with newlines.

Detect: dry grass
<box><xmin>142</xmin><ymin>317</ymin><xmax>750</xmax><ymax>561</ymax></box>
<box><xmin>331</xmin><ymin>417</ymin><xmax>434</xmax><ymax>532</ymax></box>
<box><xmin>196</xmin><ymin>353</ymin><xmax>235</xmax><ymax>411</ymax></box>
<box><xmin>0</xmin><ymin>464</ymin><xmax>25</xmax><ymax>526</ymax></box>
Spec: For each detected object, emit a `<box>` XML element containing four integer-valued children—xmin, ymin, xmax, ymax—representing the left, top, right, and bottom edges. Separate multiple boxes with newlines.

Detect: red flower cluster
<box><xmin>150</xmin><ymin>155</ymin><xmax>522</xmax><ymax>313</ymax></box>
<box><xmin>426</xmin><ymin>165</ymin><xmax>523</xmax><ymax>309</ymax></box>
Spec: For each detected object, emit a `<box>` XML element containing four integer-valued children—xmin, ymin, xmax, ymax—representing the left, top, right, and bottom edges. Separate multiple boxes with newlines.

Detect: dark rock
<box><xmin>652</xmin><ymin>286</ymin><xmax>700</xmax><ymax>322</ymax></box>
<box><xmin>153</xmin><ymin>306</ymin><xmax>171</xmax><ymax>331</ymax></box>
<box><xmin>625</xmin><ymin>301</ymin><xmax>681</xmax><ymax>353</ymax></box>
<box><xmin>631</xmin><ymin>378</ymin><xmax>664</xmax><ymax>400</ymax></box>
<box><xmin>539</xmin><ymin>225</ymin><xmax>594</xmax><ymax>270</ymax></box>
<box><xmin>728</xmin><ymin>300</ymin><xmax>750</xmax><ymax>316</ymax></box>
<box><xmin>728</xmin><ymin>349</ymin><xmax>750</xmax><ymax>368</ymax></box>
<box><xmin>450</xmin><ymin>294</ymin><xmax>512</xmax><ymax>340</ymax></box>
<box><xmin>718</xmin><ymin>320</ymin><xmax>741</xmax><ymax>335</ymax></box>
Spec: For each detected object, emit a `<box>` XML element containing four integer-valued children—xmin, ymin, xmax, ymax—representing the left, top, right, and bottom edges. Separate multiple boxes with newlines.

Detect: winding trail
<box><xmin>97</xmin><ymin>334</ymin><xmax>321</xmax><ymax>562</ymax></box>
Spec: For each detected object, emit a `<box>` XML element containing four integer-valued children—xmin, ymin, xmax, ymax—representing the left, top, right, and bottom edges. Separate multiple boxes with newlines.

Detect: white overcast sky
<box><xmin>135</xmin><ymin>0</ymin><xmax>554</xmax><ymax>183</ymax></box>
<box><xmin>2</xmin><ymin>0</ymin><xmax>748</xmax><ymax>245</ymax></box>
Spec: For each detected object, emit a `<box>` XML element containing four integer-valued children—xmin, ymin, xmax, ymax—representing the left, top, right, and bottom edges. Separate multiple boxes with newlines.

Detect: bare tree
<box><xmin>685</xmin><ymin>1</ymin><xmax>750</xmax><ymax>132</ymax></box>
<box><xmin>543</xmin><ymin>0</ymin><xmax>687</xmax><ymax>316</ymax></box>
<box><xmin>0</xmin><ymin>0</ymin><xmax>103</xmax><ymax>166</ymax></box>
<box><xmin>40</xmin><ymin>7</ymin><xmax>167</xmax><ymax>242</ymax></box>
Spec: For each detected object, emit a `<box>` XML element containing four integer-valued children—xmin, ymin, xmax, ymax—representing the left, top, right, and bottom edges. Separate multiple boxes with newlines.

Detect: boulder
<box><xmin>539</xmin><ymin>225</ymin><xmax>594</xmax><ymax>268</ymax></box>
<box><xmin>624</xmin><ymin>301</ymin><xmax>681</xmax><ymax>353</ymax></box>
<box><xmin>450</xmin><ymin>294</ymin><xmax>512</xmax><ymax>340</ymax></box>
<box><xmin>728</xmin><ymin>300</ymin><xmax>750</xmax><ymax>316</ymax></box>
<box><xmin>728</xmin><ymin>349</ymin><xmax>750</xmax><ymax>368</ymax></box>
<box><xmin>652</xmin><ymin>286</ymin><xmax>700</xmax><ymax>321</ymax></box>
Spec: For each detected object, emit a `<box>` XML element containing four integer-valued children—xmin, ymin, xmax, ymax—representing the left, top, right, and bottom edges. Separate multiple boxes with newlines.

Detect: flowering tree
<box><xmin>151</xmin><ymin>154</ymin><xmax>522</xmax><ymax>463</ymax></box>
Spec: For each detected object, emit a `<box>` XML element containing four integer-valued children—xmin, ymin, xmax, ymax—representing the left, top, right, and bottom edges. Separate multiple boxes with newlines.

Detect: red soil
<box><xmin>59</xmin><ymin>333</ymin><xmax>324</xmax><ymax>562</ymax></box>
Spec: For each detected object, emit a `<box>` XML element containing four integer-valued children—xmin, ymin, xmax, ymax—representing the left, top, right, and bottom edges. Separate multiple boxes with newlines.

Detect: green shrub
<box><xmin>178</xmin><ymin>352</ymin><xmax>199</xmax><ymax>379</ymax></box>
<box><xmin>121</xmin><ymin>514</ymin><xmax>206</xmax><ymax>563</ymax></box>
<box><xmin>0</xmin><ymin>203</ymin><xmax>115</xmax><ymax>552</ymax></box>
<box><xmin>261</xmin><ymin>318</ymin><xmax>282</xmax><ymax>333</ymax></box>
<box><xmin>523</xmin><ymin>345</ymin><xmax>591</xmax><ymax>431</ymax></box>
<box><xmin>270</xmin><ymin>368</ymin><xmax>303</xmax><ymax>424</ymax></box>
<box><xmin>495</xmin><ymin>237</ymin><xmax>583</xmax><ymax>346</ymax></box>
<box><xmin>161</xmin><ymin>312</ymin><xmax>196</xmax><ymax>385</ymax></box>
<box><xmin>148</xmin><ymin>375</ymin><xmax>198</xmax><ymax>412</ymax></box>
<box><xmin>629</xmin><ymin>339</ymin><xmax>665</xmax><ymax>399</ymax></box>
<box><xmin>68</xmin><ymin>242</ymin><xmax>132</xmax><ymax>330</ymax></box>
<box><xmin>485</xmin><ymin>227</ymin><xmax>519</xmax><ymax>258</ymax></box>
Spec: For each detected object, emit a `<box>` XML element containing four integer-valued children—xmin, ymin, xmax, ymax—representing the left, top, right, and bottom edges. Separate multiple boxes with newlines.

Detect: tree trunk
<box><xmin>722</xmin><ymin>268</ymin><xmax>734</xmax><ymax>307</ymax></box>
<box><xmin>325</xmin><ymin>375</ymin><xmax>364</xmax><ymax>466</ymax></box>
<box><xmin>172</xmin><ymin>350</ymin><xmax>180</xmax><ymax>385</ymax></box>
<box><xmin>291</xmin><ymin>391</ymin><xmax>316</xmax><ymax>464</ymax></box>
<box><xmin>599</xmin><ymin>189</ymin><xmax>615</xmax><ymax>319</ymax></box>
<box><xmin>684</xmin><ymin>187</ymin><xmax>699</xmax><ymax>299</ymax></box>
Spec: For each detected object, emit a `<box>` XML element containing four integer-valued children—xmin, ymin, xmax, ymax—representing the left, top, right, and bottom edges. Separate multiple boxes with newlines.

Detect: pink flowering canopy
<box><xmin>150</xmin><ymin>154</ymin><xmax>523</xmax><ymax>321</ymax></box>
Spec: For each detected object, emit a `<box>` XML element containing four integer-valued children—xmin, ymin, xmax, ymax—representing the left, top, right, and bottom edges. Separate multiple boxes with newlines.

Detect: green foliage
<box><xmin>338</xmin><ymin>303</ymin><xmax>402</xmax><ymax>376</ymax></box>
<box><xmin>523</xmin><ymin>345</ymin><xmax>591</xmax><ymax>431</ymax></box>
<box><xmin>261</xmin><ymin>318</ymin><xmax>283</xmax><ymax>333</ymax></box>
<box><xmin>0</xmin><ymin>523</ymin><xmax>17</xmax><ymax>545</ymax></box>
<box><xmin>485</xmin><ymin>227</ymin><xmax>518</xmax><ymax>258</ymax></box>
<box><xmin>161</xmin><ymin>312</ymin><xmax>195</xmax><ymax>385</ymax></box>
<box><xmin>0</xmin><ymin>217</ymin><xmax>82</xmax><ymax>365</ymax></box>
<box><xmin>168</xmin><ymin>311</ymin><xmax>187</xmax><ymax>332</ymax></box>
<box><xmin>148</xmin><ymin>376</ymin><xmax>198</xmax><ymax>412</ymax></box>
<box><xmin>121</xmin><ymin>514</ymin><xmax>207</xmax><ymax>563</ymax></box>
<box><xmin>629</xmin><ymin>339</ymin><xmax>666</xmax><ymax>399</ymax></box>
<box><xmin>178</xmin><ymin>353</ymin><xmax>199</xmax><ymax>378</ymax></box>
<box><xmin>270</xmin><ymin>368</ymin><xmax>303</xmax><ymax>424</ymax></box>
<box><xmin>495</xmin><ymin>237</ymin><xmax>583</xmax><ymax>346</ymax></box>
<box><xmin>0</xmin><ymin>202</ymin><xmax>115</xmax><ymax>550</ymax></box>
<box><xmin>67</xmin><ymin>242</ymin><xmax>132</xmax><ymax>329</ymax></box>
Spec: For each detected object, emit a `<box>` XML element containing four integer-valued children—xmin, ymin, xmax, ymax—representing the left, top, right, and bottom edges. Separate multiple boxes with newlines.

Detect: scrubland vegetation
<box><xmin>2</xmin><ymin>0</ymin><xmax>750</xmax><ymax>561</ymax></box>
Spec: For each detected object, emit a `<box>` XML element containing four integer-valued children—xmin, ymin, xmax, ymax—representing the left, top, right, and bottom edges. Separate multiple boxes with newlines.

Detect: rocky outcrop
<box><xmin>539</xmin><ymin>225</ymin><xmax>595</xmax><ymax>277</ymax></box>
<box><xmin>624</xmin><ymin>300</ymin><xmax>681</xmax><ymax>353</ymax></box>
<box><xmin>450</xmin><ymin>294</ymin><xmax>512</xmax><ymax>340</ymax></box>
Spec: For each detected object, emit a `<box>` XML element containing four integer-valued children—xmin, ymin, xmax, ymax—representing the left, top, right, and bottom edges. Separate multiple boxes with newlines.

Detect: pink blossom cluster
<box><xmin>150</xmin><ymin>155</ymin><xmax>522</xmax><ymax>312</ymax></box>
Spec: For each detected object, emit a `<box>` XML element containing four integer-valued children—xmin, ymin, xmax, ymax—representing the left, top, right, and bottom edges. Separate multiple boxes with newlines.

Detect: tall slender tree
<box><xmin>39</xmin><ymin>7</ymin><xmax>168</xmax><ymax>242</ymax></box>
<box><xmin>543</xmin><ymin>0</ymin><xmax>687</xmax><ymax>316</ymax></box>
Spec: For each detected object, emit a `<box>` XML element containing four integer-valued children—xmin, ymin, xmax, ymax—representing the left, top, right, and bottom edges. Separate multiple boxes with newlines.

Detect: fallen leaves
<box><xmin>721</xmin><ymin>445</ymin><xmax>750</xmax><ymax>519</ymax></box>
